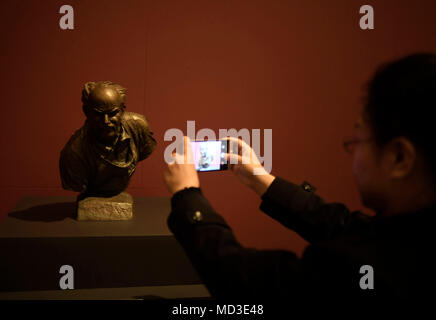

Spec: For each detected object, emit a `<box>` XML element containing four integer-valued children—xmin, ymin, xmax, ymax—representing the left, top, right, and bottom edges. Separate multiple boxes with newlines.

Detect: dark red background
<box><xmin>1</xmin><ymin>0</ymin><xmax>435</xmax><ymax>256</ymax></box>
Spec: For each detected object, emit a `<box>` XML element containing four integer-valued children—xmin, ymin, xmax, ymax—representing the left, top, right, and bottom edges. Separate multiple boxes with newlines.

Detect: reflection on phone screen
<box><xmin>191</xmin><ymin>140</ymin><xmax>228</xmax><ymax>171</ymax></box>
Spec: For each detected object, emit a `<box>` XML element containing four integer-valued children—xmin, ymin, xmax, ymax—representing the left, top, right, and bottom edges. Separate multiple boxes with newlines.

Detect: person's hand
<box><xmin>225</xmin><ymin>137</ymin><xmax>275</xmax><ymax>196</ymax></box>
<box><xmin>163</xmin><ymin>136</ymin><xmax>200</xmax><ymax>195</ymax></box>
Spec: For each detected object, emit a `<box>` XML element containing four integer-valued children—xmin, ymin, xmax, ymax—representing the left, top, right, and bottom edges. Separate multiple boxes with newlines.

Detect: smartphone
<box><xmin>191</xmin><ymin>139</ymin><xmax>229</xmax><ymax>172</ymax></box>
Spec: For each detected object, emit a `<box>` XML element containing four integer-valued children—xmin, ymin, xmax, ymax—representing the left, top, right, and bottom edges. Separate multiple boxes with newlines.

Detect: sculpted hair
<box><xmin>81</xmin><ymin>81</ymin><xmax>127</xmax><ymax>108</ymax></box>
<box><xmin>364</xmin><ymin>53</ymin><xmax>436</xmax><ymax>185</ymax></box>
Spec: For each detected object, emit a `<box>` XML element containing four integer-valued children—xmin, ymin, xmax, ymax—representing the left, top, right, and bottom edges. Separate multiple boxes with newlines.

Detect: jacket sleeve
<box><xmin>259</xmin><ymin>177</ymin><xmax>371</xmax><ymax>243</ymax></box>
<box><xmin>167</xmin><ymin>187</ymin><xmax>304</xmax><ymax>299</ymax></box>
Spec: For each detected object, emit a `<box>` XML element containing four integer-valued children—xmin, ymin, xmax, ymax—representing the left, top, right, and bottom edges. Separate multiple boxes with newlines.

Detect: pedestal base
<box><xmin>0</xmin><ymin>196</ymin><xmax>204</xmax><ymax>296</ymax></box>
<box><xmin>77</xmin><ymin>192</ymin><xmax>133</xmax><ymax>221</ymax></box>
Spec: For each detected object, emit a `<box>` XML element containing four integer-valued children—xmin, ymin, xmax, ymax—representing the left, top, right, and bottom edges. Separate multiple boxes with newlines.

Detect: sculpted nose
<box><xmin>104</xmin><ymin>114</ymin><xmax>110</xmax><ymax>124</ymax></box>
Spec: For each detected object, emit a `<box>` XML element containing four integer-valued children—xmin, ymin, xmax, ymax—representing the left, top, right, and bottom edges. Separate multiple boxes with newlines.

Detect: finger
<box><xmin>174</xmin><ymin>153</ymin><xmax>185</xmax><ymax>164</ymax></box>
<box><xmin>230</xmin><ymin>137</ymin><xmax>251</xmax><ymax>157</ymax></box>
<box><xmin>224</xmin><ymin>136</ymin><xmax>244</xmax><ymax>156</ymax></box>
<box><xmin>225</xmin><ymin>153</ymin><xmax>242</xmax><ymax>170</ymax></box>
<box><xmin>225</xmin><ymin>153</ymin><xmax>242</xmax><ymax>162</ymax></box>
<box><xmin>184</xmin><ymin>136</ymin><xmax>194</xmax><ymax>164</ymax></box>
<box><xmin>167</xmin><ymin>151</ymin><xmax>177</xmax><ymax>165</ymax></box>
<box><xmin>183</xmin><ymin>136</ymin><xmax>188</xmax><ymax>164</ymax></box>
<box><xmin>166</xmin><ymin>151</ymin><xmax>176</xmax><ymax>165</ymax></box>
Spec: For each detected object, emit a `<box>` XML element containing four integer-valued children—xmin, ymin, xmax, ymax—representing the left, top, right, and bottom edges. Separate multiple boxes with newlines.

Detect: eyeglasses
<box><xmin>342</xmin><ymin>136</ymin><xmax>374</xmax><ymax>154</ymax></box>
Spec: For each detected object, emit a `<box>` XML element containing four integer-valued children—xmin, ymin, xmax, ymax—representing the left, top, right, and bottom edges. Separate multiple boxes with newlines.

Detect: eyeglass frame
<box><xmin>342</xmin><ymin>136</ymin><xmax>374</xmax><ymax>154</ymax></box>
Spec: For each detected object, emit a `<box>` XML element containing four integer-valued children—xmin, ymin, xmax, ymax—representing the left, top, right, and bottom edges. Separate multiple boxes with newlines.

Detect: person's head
<box><xmin>82</xmin><ymin>81</ymin><xmax>127</xmax><ymax>144</ymax></box>
<box><xmin>348</xmin><ymin>53</ymin><xmax>436</xmax><ymax>215</ymax></box>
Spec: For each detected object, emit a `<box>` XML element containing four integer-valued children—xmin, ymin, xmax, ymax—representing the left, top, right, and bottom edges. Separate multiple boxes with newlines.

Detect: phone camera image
<box><xmin>191</xmin><ymin>140</ymin><xmax>228</xmax><ymax>172</ymax></box>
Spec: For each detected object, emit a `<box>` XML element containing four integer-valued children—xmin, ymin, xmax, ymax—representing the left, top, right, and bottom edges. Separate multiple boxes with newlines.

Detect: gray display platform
<box><xmin>0</xmin><ymin>196</ymin><xmax>210</xmax><ymax>300</ymax></box>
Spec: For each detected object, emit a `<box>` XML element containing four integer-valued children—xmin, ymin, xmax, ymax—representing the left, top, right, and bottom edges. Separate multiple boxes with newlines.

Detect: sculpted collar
<box><xmin>83</xmin><ymin>120</ymin><xmax>132</xmax><ymax>156</ymax></box>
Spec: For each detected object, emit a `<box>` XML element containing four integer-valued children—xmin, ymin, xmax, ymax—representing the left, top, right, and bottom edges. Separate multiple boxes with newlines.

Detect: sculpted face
<box><xmin>85</xmin><ymin>85</ymin><xmax>124</xmax><ymax>145</ymax></box>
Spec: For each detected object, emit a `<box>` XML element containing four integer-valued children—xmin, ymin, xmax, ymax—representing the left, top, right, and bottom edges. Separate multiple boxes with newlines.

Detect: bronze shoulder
<box><xmin>122</xmin><ymin>112</ymin><xmax>150</xmax><ymax>131</ymax></box>
<box><xmin>60</xmin><ymin>126</ymin><xmax>87</xmax><ymax>159</ymax></box>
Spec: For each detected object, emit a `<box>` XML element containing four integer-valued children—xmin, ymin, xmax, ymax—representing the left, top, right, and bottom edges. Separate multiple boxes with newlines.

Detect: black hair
<box><xmin>364</xmin><ymin>53</ymin><xmax>436</xmax><ymax>185</ymax></box>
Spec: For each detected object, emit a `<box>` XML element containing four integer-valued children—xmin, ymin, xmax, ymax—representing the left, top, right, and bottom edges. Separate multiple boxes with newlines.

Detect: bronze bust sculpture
<box><xmin>59</xmin><ymin>81</ymin><xmax>157</xmax><ymax>220</ymax></box>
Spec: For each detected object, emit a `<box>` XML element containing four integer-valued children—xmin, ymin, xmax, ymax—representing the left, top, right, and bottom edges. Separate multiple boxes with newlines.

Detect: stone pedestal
<box><xmin>77</xmin><ymin>192</ymin><xmax>133</xmax><ymax>221</ymax></box>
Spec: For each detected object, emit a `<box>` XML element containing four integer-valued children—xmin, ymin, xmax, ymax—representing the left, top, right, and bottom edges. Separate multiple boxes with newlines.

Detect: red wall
<box><xmin>1</xmin><ymin>0</ymin><xmax>435</xmax><ymax>256</ymax></box>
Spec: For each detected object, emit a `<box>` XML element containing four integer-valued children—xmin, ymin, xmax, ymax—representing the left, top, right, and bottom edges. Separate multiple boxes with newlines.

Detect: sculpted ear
<box><xmin>84</xmin><ymin>82</ymin><xmax>96</xmax><ymax>95</ymax></box>
<box><xmin>81</xmin><ymin>82</ymin><xmax>96</xmax><ymax>117</ymax></box>
<box><xmin>81</xmin><ymin>82</ymin><xmax>96</xmax><ymax>105</ymax></box>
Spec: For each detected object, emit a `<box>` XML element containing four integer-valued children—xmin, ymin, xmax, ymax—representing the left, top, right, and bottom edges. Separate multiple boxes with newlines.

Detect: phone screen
<box><xmin>191</xmin><ymin>140</ymin><xmax>228</xmax><ymax>172</ymax></box>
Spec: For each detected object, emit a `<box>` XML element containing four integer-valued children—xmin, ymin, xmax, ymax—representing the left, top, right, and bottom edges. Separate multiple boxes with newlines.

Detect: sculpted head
<box><xmin>82</xmin><ymin>81</ymin><xmax>127</xmax><ymax>145</ymax></box>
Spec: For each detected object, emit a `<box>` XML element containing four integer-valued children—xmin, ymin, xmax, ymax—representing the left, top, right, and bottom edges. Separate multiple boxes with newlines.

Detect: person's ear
<box><xmin>386</xmin><ymin>137</ymin><xmax>416</xmax><ymax>179</ymax></box>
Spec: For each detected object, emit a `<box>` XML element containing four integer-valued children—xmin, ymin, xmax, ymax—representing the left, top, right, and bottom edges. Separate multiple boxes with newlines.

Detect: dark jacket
<box><xmin>167</xmin><ymin>177</ymin><xmax>435</xmax><ymax>300</ymax></box>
